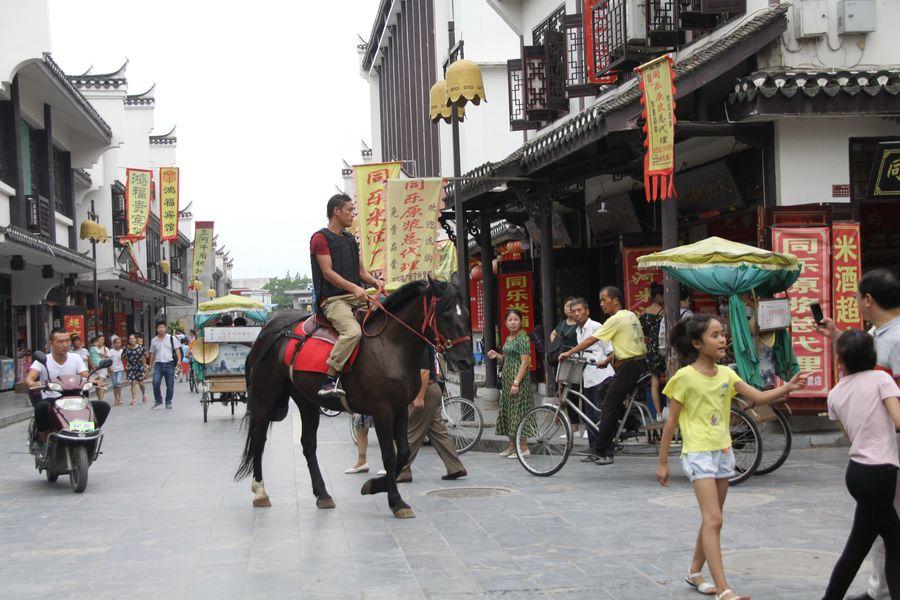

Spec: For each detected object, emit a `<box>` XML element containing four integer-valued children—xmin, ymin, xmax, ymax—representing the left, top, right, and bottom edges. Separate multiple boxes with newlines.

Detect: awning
<box><xmin>0</xmin><ymin>225</ymin><xmax>94</xmax><ymax>273</ymax></box>
<box><xmin>94</xmin><ymin>272</ymin><xmax>194</xmax><ymax>306</ymax></box>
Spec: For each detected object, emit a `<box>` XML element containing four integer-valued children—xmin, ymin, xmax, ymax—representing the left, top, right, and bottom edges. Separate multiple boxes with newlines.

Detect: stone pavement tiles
<box><xmin>0</xmin><ymin>382</ymin><xmax>874</xmax><ymax>599</ymax></box>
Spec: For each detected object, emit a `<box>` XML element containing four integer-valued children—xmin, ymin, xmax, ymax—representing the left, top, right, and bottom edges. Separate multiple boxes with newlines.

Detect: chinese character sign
<box><xmin>433</xmin><ymin>239</ymin><xmax>457</xmax><ymax>281</ymax></box>
<box><xmin>354</xmin><ymin>162</ymin><xmax>402</xmax><ymax>273</ymax></box>
<box><xmin>125</xmin><ymin>168</ymin><xmax>153</xmax><ymax>239</ymax></box>
<box><xmin>831</xmin><ymin>222</ymin><xmax>863</xmax><ymax>331</ymax></box>
<box><xmin>385</xmin><ymin>178</ymin><xmax>442</xmax><ymax>285</ymax></box>
<box><xmin>635</xmin><ymin>54</ymin><xmax>676</xmax><ymax>202</ymax></box>
<box><xmin>623</xmin><ymin>247</ymin><xmax>663</xmax><ymax>313</ymax></box>
<box><xmin>61</xmin><ymin>307</ymin><xmax>86</xmax><ymax>343</ymax></box>
<box><xmin>159</xmin><ymin>167</ymin><xmax>179</xmax><ymax>242</ymax></box>
<box><xmin>772</xmin><ymin>227</ymin><xmax>832</xmax><ymax>397</ymax></box>
<box><xmin>191</xmin><ymin>221</ymin><xmax>214</xmax><ymax>282</ymax></box>
<box><xmin>469</xmin><ymin>278</ymin><xmax>484</xmax><ymax>333</ymax></box>
<box><xmin>114</xmin><ymin>312</ymin><xmax>128</xmax><ymax>340</ymax></box>
<box><xmin>499</xmin><ymin>272</ymin><xmax>537</xmax><ymax>371</ymax></box>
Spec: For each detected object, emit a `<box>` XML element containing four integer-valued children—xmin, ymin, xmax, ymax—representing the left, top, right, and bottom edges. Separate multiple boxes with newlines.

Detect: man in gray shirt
<box><xmin>821</xmin><ymin>269</ymin><xmax>900</xmax><ymax>600</ymax></box>
<box><xmin>149</xmin><ymin>321</ymin><xmax>181</xmax><ymax>410</ymax></box>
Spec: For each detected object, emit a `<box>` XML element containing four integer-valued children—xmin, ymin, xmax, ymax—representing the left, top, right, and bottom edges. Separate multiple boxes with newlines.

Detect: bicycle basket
<box><xmin>556</xmin><ymin>359</ymin><xmax>586</xmax><ymax>385</ymax></box>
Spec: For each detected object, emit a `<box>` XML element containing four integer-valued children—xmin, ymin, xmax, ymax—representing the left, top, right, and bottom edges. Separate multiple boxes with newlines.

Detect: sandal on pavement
<box><xmin>499</xmin><ymin>448</ymin><xmax>513</xmax><ymax>457</ymax></box>
<box><xmin>684</xmin><ymin>572</ymin><xmax>716</xmax><ymax>595</ymax></box>
<box><xmin>344</xmin><ymin>464</ymin><xmax>369</xmax><ymax>474</ymax></box>
<box><xmin>716</xmin><ymin>590</ymin><xmax>748</xmax><ymax>600</ymax></box>
<box><xmin>508</xmin><ymin>449</ymin><xmax>530</xmax><ymax>458</ymax></box>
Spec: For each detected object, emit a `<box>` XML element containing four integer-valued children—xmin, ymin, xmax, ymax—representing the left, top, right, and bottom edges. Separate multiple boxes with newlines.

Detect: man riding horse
<box><xmin>310</xmin><ymin>193</ymin><xmax>385</xmax><ymax>399</ymax></box>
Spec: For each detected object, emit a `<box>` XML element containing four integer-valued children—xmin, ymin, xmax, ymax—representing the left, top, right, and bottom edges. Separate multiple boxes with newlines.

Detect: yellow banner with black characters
<box><xmin>191</xmin><ymin>221</ymin><xmax>214</xmax><ymax>283</ymax></box>
<box><xmin>385</xmin><ymin>178</ymin><xmax>442</xmax><ymax>286</ymax></box>
<box><xmin>354</xmin><ymin>162</ymin><xmax>402</xmax><ymax>274</ymax></box>
<box><xmin>126</xmin><ymin>168</ymin><xmax>152</xmax><ymax>239</ymax></box>
<box><xmin>159</xmin><ymin>167</ymin><xmax>179</xmax><ymax>241</ymax></box>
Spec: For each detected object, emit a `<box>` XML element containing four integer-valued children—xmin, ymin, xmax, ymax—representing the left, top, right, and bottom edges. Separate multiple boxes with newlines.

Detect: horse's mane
<box><xmin>380</xmin><ymin>280</ymin><xmax>430</xmax><ymax>312</ymax></box>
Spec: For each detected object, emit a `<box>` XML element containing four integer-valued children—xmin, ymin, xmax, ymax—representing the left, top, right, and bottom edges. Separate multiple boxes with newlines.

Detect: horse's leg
<box><xmin>394</xmin><ymin>407</ymin><xmax>411</xmax><ymax>478</ymax></box>
<box><xmin>250</xmin><ymin>384</ymin><xmax>281</xmax><ymax>508</ymax></box>
<box><xmin>360</xmin><ymin>410</ymin><xmax>414</xmax><ymax>519</ymax></box>
<box><xmin>296</xmin><ymin>395</ymin><xmax>335</xmax><ymax>509</ymax></box>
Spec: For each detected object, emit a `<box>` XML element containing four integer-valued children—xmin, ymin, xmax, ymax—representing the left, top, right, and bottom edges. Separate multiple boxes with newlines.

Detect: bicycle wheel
<box><xmin>441</xmin><ymin>396</ymin><xmax>483</xmax><ymax>454</ymax></box>
<box><xmin>728</xmin><ymin>407</ymin><xmax>762</xmax><ymax>485</ymax></box>
<box><xmin>188</xmin><ymin>368</ymin><xmax>196</xmax><ymax>393</ymax></box>
<box><xmin>320</xmin><ymin>406</ymin><xmax>341</xmax><ymax>418</ymax></box>
<box><xmin>515</xmin><ymin>405</ymin><xmax>572</xmax><ymax>476</ymax></box>
<box><xmin>754</xmin><ymin>406</ymin><xmax>792</xmax><ymax>476</ymax></box>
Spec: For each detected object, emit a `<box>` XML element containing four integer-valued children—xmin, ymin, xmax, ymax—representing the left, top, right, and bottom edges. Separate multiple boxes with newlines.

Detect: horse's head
<box><xmin>427</xmin><ymin>274</ymin><xmax>475</xmax><ymax>372</ymax></box>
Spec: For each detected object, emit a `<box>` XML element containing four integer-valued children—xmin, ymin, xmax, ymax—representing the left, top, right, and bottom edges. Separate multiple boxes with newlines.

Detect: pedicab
<box><xmin>637</xmin><ymin>236</ymin><xmax>802</xmax><ymax>476</ymax></box>
<box><xmin>193</xmin><ymin>294</ymin><xmax>269</xmax><ymax>423</ymax></box>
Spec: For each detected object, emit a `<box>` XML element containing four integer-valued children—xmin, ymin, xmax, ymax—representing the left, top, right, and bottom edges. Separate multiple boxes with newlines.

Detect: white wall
<box><xmin>0</xmin><ymin>0</ymin><xmax>51</xmax><ymax>88</ymax></box>
<box><xmin>775</xmin><ymin>116</ymin><xmax>900</xmax><ymax>206</ymax></box>
<box><xmin>0</xmin><ymin>180</ymin><xmax>13</xmax><ymax>226</ymax></box>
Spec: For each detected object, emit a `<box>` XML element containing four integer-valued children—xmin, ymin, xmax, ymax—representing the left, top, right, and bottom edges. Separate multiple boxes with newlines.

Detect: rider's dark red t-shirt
<box><xmin>310</xmin><ymin>232</ymin><xmax>331</xmax><ymax>256</ymax></box>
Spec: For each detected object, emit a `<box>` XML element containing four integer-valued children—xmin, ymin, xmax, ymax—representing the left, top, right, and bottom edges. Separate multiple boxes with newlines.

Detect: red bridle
<box><xmin>363</xmin><ymin>293</ymin><xmax>471</xmax><ymax>354</ymax></box>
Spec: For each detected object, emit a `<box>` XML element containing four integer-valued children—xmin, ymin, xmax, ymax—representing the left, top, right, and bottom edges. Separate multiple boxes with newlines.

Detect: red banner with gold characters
<box><xmin>469</xmin><ymin>278</ymin><xmax>484</xmax><ymax>333</ymax></box>
<box><xmin>772</xmin><ymin>227</ymin><xmax>832</xmax><ymax>397</ymax></box>
<box><xmin>623</xmin><ymin>246</ymin><xmax>663</xmax><ymax>313</ymax></box>
<box><xmin>385</xmin><ymin>178</ymin><xmax>441</xmax><ymax>285</ymax></box>
<box><xmin>125</xmin><ymin>168</ymin><xmax>153</xmax><ymax>240</ymax></box>
<box><xmin>354</xmin><ymin>162</ymin><xmax>402</xmax><ymax>274</ymax></box>
<box><xmin>114</xmin><ymin>312</ymin><xmax>128</xmax><ymax>340</ymax></box>
<box><xmin>159</xmin><ymin>167</ymin><xmax>179</xmax><ymax>242</ymax></box>
<box><xmin>61</xmin><ymin>307</ymin><xmax>86</xmax><ymax>342</ymax></box>
<box><xmin>831</xmin><ymin>222</ymin><xmax>863</xmax><ymax>331</ymax></box>
<box><xmin>635</xmin><ymin>54</ymin><xmax>676</xmax><ymax>202</ymax></box>
<box><xmin>499</xmin><ymin>272</ymin><xmax>537</xmax><ymax>371</ymax></box>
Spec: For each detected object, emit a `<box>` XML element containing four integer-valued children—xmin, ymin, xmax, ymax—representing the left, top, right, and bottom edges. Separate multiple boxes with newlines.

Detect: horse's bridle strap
<box><xmin>362</xmin><ymin>294</ymin><xmax>470</xmax><ymax>354</ymax></box>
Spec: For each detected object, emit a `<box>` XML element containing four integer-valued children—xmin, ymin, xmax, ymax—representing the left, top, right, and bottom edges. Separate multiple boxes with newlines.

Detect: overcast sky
<box><xmin>49</xmin><ymin>0</ymin><xmax>378</xmax><ymax>280</ymax></box>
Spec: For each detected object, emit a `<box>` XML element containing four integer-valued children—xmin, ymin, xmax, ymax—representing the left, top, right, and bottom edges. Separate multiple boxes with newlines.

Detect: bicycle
<box><xmin>438</xmin><ymin>381</ymin><xmax>484</xmax><ymax>454</ymax></box>
<box><xmin>735</xmin><ymin>397</ymin><xmax>792</xmax><ymax>476</ymax></box>
<box><xmin>514</xmin><ymin>356</ymin><xmax>762</xmax><ymax>484</ymax></box>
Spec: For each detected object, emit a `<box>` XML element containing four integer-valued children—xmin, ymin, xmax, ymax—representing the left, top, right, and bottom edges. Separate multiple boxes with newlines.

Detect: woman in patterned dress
<box><xmin>488</xmin><ymin>310</ymin><xmax>535</xmax><ymax>458</ymax></box>
<box><xmin>122</xmin><ymin>333</ymin><xmax>148</xmax><ymax>405</ymax></box>
<box><xmin>640</xmin><ymin>283</ymin><xmax>666</xmax><ymax>420</ymax></box>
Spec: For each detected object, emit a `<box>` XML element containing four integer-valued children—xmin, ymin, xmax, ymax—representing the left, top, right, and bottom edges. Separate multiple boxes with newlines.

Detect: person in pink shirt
<box><xmin>822</xmin><ymin>329</ymin><xmax>900</xmax><ymax>600</ymax></box>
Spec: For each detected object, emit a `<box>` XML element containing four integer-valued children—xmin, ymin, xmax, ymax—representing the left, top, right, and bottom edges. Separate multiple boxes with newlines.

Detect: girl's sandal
<box><xmin>716</xmin><ymin>590</ymin><xmax>749</xmax><ymax>600</ymax></box>
<box><xmin>685</xmin><ymin>572</ymin><xmax>716</xmax><ymax>595</ymax></box>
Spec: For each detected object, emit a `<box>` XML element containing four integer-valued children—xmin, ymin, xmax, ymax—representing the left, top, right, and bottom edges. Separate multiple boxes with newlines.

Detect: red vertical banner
<box><xmin>622</xmin><ymin>246</ymin><xmax>663</xmax><ymax>313</ymax></box>
<box><xmin>469</xmin><ymin>278</ymin><xmax>484</xmax><ymax>332</ymax></box>
<box><xmin>772</xmin><ymin>227</ymin><xmax>832</xmax><ymax>396</ymax></box>
<box><xmin>831</xmin><ymin>222</ymin><xmax>864</xmax><ymax>331</ymax></box>
<box><xmin>114</xmin><ymin>312</ymin><xmax>128</xmax><ymax>339</ymax></box>
<box><xmin>61</xmin><ymin>307</ymin><xmax>86</xmax><ymax>342</ymax></box>
<box><xmin>499</xmin><ymin>272</ymin><xmax>537</xmax><ymax>371</ymax></box>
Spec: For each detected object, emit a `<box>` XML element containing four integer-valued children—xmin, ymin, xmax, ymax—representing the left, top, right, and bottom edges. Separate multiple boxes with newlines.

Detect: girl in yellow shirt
<box><xmin>657</xmin><ymin>314</ymin><xmax>805</xmax><ymax>600</ymax></box>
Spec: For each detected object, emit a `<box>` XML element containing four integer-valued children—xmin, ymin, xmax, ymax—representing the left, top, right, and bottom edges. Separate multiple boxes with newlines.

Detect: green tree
<box><xmin>264</xmin><ymin>272</ymin><xmax>312</xmax><ymax>309</ymax></box>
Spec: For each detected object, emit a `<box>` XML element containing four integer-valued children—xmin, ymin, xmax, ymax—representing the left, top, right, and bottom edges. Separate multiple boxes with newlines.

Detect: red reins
<box><xmin>362</xmin><ymin>293</ymin><xmax>471</xmax><ymax>354</ymax></box>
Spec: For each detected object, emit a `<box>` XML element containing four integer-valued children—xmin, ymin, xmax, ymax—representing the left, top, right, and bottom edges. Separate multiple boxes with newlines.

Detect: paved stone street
<box><xmin>0</xmin><ymin>383</ymin><xmax>873</xmax><ymax>599</ymax></box>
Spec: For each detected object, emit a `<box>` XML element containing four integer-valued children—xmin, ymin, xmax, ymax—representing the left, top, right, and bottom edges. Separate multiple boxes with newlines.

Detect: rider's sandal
<box><xmin>684</xmin><ymin>572</ymin><xmax>716</xmax><ymax>595</ymax></box>
<box><xmin>716</xmin><ymin>590</ymin><xmax>749</xmax><ymax>600</ymax></box>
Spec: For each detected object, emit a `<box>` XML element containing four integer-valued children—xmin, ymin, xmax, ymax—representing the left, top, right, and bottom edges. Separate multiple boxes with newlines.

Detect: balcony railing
<box><xmin>25</xmin><ymin>195</ymin><xmax>52</xmax><ymax>238</ymax></box>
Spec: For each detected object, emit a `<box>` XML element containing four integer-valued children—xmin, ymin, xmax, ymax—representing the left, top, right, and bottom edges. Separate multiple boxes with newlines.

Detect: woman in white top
<box><xmin>107</xmin><ymin>336</ymin><xmax>126</xmax><ymax>406</ymax></box>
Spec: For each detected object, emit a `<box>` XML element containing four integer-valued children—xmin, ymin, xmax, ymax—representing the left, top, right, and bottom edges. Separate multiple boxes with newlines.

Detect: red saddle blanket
<box><xmin>283</xmin><ymin>316</ymin><xmax>360</xmax><ymax>374</ymax></box>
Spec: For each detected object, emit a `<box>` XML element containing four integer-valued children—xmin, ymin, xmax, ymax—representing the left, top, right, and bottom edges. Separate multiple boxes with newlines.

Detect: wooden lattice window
<box><xmin>53</xmin><ymin>146</ymin><xmax>68</xmax><ymax>214</ymax></box>
<box><xmin>533</xmin><ymin>5</ymin><xmax>566</xmax><ymax>45</ymax></box>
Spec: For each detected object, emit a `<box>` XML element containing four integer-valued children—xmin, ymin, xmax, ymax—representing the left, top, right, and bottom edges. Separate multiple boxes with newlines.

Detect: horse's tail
<box><xmin>234</xmin><ymin>354</ymin><xmax>255</xmax><ymax>481</ymax></box>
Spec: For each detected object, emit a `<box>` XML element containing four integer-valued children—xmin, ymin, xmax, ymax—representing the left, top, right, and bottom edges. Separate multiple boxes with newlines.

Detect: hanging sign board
<box><xmin>635</xmin><ymin>54</ymin><xmax>677</xmax><ymax>202</ymax></box>
<box><xmin>125</xmin><ymin>168</ymin><xmax>152</xmax><ymax>240</ymax></box>
<box><xmin>159</xmin><ymin>167</ymin><xmax>179</xmax><ymax>241</ymax></box>
<box><xmin>385</xmin><ymin>178</ymin><xmax>441</xmax><ymax>285</ymax></box>
<box><xmin>354</xmin><ymin>162</ymin><xmax>402</xmax><ymax>274</ymax></box>
<box><xmin>203</xmin><ymin>327</ymin><xmax>262</xmax><ymax>343</ymax></box>
<box><xmin>757</xmin><ymin>299</ymin><xmax>791</xmax><ymax>332</ymax></box>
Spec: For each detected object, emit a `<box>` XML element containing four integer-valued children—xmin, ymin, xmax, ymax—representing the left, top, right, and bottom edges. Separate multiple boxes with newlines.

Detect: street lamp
<box><xmin>80</xmin><ymin>200</ymin><xmax>109</xmax><ymax>336</ymax></box>
<box><xmin>431</xmin><ymin>32</ymin><xmax>486</xmax><ymax>401</ymax></box>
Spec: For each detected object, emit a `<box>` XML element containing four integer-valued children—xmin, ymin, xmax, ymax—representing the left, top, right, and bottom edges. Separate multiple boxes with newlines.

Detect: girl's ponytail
<box><xmin>669</xmin><ymin>313</ymin><xmax>718</xmax><ymax>362</ymax></box>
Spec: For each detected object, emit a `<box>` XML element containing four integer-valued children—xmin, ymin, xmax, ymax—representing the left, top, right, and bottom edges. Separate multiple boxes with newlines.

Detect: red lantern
<box><xmin>507</xmin><ymin>240</ymin><xmax>522</xmax><ymax>255</ymax></box>
<box><xmin>470</xmin><ymin>264</ymin><xmax>483</xmax><ymax>281</ymax></box>
<box><xmin>492</xmin><ymin>258</ymin><xmax>499</xmax><ymax>275</ymax></box>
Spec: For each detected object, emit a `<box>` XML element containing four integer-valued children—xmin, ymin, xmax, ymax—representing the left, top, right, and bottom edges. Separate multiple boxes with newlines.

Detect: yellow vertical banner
<box><xmin>432</xmin><ymin>238</ymin><xmax>457</xmax><ymax>281</ymax></box>
<box><xmin>385</xmin><ymin>178</ymin><xmax>442</xmax><ymax>285</ymax></box>
<box><xmin>354</xmin><ymin>162</ymin><xmax>402</xmax><ymax>273</ymax></box>
<box><xmin>159</xmin><ymin>167</ymin><xmax>179</xmax><ymax>241</ymax></box>
<box><xmin>635</xmin><ymin>54</ymin><xmax>676</xmax><ymax>201</ymax></box>
<box><xmin>191</xmin><ymin>221</ymin><xmax>214</xmax><ymax>283</ymax></box>
<box><xmin>125</xmin><ymin>168</ymin><xmax>153</xmax><ymax>239</ymax></box>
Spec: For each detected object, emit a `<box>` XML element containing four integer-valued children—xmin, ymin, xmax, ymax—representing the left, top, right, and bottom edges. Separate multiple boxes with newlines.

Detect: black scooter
<box><xmin>27</xmin><ymin>351</ymin><xmax>111</xmax><ymax>493</ymax></box>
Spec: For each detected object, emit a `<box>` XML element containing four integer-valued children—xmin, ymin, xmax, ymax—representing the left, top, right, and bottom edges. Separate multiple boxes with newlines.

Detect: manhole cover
<box><xmin>648</xmin><ymin>492</ymin><xmax>776</xmax><ymax>509</ymax></box>
<box><xmin>725</xmin><ymin>548</ymin><xmax>864</xmax><ymax>580</ymax></box>
<box><xmin>426</xmin><ymin>487</ymin><xmax>512</xmax><ymax>498</ymax></box>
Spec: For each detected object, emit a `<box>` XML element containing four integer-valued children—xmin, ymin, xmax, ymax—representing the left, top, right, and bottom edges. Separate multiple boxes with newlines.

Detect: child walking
<box><xmin>657</xmin><ymin>314</ymin><xmax>805</xmax><ymax>600</ymax></box>
<box><xmin>821</xmin><ymin>329</ymin><xmax>900</xmax><ymax>600</ymax></box>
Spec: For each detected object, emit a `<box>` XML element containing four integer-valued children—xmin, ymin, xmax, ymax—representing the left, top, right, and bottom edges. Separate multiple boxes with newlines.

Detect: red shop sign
<box><xmin>498</xmin><ymin>272</ymin><xmax>537</xmax><ymax>372</ymax></box>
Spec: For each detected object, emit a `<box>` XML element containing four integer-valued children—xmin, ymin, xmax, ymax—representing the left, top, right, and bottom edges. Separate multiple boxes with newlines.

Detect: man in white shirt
<box><xmin>24</xmin><ymin>327</ymin><xmax>110</xmax><ymax>445</ymax></box>
<box><xmin>568</xmin><ymin>298</ymin><xmax>615</xmax><ymax>462</ymax></box>
<box><xmin>149</xmin><ymin>321</ymin><xmax>181</xmax><ymax>409</ymax></box>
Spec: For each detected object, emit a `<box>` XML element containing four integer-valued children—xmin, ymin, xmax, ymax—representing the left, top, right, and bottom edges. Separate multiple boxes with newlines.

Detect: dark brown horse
<box><xmin>235</xmin><ymin>278</ymin><xmax>474</xmax><ymax>518</ymax></box>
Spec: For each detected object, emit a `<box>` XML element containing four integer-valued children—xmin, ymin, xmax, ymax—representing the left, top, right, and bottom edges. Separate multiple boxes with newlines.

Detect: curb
<box><xmin>0</xmin><ymin>409</ymin><xmax>32</xmax><ymax>429</ymax></box>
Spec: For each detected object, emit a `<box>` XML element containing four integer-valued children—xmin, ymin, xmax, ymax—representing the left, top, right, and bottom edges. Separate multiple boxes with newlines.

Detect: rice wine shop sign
<box><xmin>867</xmin><ymin>141</ymin><xmax>900</xmax><ymax>197</ymax></box>
<box><xmin>203</xmin><ymin>327</ymin><xmax>261</xmax><ymax>343</ymax></box>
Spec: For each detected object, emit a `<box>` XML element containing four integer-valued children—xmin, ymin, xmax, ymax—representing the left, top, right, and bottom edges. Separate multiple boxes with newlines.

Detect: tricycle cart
<box><xmin>638</xmin><ymin>237</ymin><xmax>802</xmax><ymax>477</ymax></box>
<box><xmin>192</xmin><ymin>294</ymin><xmax>268</xmax><ymax>423</ymax></box>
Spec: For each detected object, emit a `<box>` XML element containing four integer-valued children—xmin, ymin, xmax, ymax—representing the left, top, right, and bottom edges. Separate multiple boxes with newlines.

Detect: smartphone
<box><xmin>810</xmin><ymin>301</ymin><xmax>824</xmax><ymax>325</ymax></box>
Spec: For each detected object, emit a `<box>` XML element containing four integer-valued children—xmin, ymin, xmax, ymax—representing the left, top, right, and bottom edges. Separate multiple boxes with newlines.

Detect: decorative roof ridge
<box><xmin>92</xmin><ymin>59</ymin><xmax>129</xmax><ymax>79</ymax></box>
<box><xmin>149</xmin><ymin>125</ymin><xmax>177</xmax><ymax>145</ymax></box>
<box><xmin>0</xmin><ymin>224</ymin><xmax>95</xmax><ymax>270</ymax></box>
<box><xmin>67</xmin><ymin>59</ymin><xmax>128</xmax><ymax>90</ymax></box>
<box><xmin>124</xmin><ymin>83</ymin><xmax>156</xmax><ymax>106</ymax></box>
<box><xmin>730</xmin><ymin>68</ymin><xmax>900</xmax><ymax>104</ymax></box>
<box><xmin>42</xmin><ymin>53</ymin><xmax>113</xmax><ymax>139</ymax></box>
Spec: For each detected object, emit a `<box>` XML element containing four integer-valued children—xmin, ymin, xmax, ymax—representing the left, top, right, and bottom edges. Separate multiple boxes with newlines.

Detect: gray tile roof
<box><xmin>730</xmin><ymin>69</ymin><xmax>900</xmax><ymax>104</ymax></box>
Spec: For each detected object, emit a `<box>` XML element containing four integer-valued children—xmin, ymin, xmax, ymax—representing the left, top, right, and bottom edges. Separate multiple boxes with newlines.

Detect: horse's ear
<box><xmin>449</xmin><ymin>271</ymin><xmax>461</xmax><ymax>289</ymax></box>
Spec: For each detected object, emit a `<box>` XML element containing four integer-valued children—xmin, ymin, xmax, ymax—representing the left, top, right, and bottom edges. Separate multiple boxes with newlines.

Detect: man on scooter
<box><xmin>24</xmin><ymin>327</ymin><xmax>111</xmax><ymax>448</ymax></box>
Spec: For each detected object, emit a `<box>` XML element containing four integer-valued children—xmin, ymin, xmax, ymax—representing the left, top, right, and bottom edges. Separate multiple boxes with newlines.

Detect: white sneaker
<box><xmin>344</xmin><ymin>464</ymin><xmax>369</xmax><ymax>474</ymax></box>
<box><xmin>376</xmin><ymin>469</ymin><xmax>387</xmax><ymax>475</ymax></box>
<box><xmin>582</xmin><ymin>430</ymin><xmax>588</xmax><ymax>438</ymax></box>
<box><xmin>499</xmin><ymin>448</ymin><xmax>513</xmax><ymax>457</ymax></box>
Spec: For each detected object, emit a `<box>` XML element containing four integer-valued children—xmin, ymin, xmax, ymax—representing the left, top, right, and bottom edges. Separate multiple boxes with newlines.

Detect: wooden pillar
<box><xmin>66</xmin><ymin>155</ymin><xmax>76</xmax><ymax>249</ymax></box>
<box><xmin>538</xmin><ymin>198</ymin><xmax>556</xmax><ymax>394</ymax></box>
<box><xmin>41</xmin><ymin>104</ymin><xmax>56</xmax><ymax>243</ymax></box>
<box><xmin>9</xmin><ymin>76</ymin><xmax>26</xmax><ymax>229</ymax></box>
<box><xmin>479</xmin><ymin>212</ymin><xmax>498</xmax><ymax>388</ymax></box>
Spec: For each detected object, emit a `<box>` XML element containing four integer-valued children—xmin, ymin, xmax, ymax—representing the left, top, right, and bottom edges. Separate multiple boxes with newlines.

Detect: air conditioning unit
<box><xmin>170</xmin><ymin>256</ymin><xmax>183</xmax><ymax>274</ymax></box>
<box><xmin>626</xmin><ymin>0</ymin><xmax>647</xmax><ymax>43</ymax></box>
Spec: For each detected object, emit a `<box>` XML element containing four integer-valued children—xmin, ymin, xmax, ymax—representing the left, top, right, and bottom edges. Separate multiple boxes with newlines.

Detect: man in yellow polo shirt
<box><xmin>560</xmin><ymin>286</ymin><xmax>647</xmax><ymax>464</ymax></box>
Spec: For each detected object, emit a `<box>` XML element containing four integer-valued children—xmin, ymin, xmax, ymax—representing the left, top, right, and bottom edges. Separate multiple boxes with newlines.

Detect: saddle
<box><xmin>282</xmin><ymin>314</ymin><xmax>361</xmax><ymax>375</ymax></box>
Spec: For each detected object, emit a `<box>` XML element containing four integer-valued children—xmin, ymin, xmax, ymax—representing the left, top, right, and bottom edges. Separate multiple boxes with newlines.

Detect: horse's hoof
<box><xmin>316</xmin><ymin>497</ymin><xmax>336</xmax><ymax>509</ymax></box>
<box><xmin>253</xmin><ymin>496</ymin><xmax>272</xmax><ymax>508</ymax></box>
<box><xmin>360</xmin><ymin>480</ymin><xmax>373</xmax><ymax>495</ymax></box>
<box><xmin>393</xmin><ymin>507</ymin><xmax>415</xmax><ymax>519</ymax></box>
<box><xmin>251</xmin><ymin>480</ymin><xmax>260</xmax><ymax>493</ymax></box>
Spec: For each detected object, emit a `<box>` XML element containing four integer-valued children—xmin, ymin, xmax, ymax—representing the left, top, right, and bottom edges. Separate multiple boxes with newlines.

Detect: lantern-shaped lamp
<box><xmin>429</xmin><ymin>80</ymin><xmax>465</xmax><ymax>124</ymax></box>
<box><xmin>470</xmin><ymin>264</ymin><xmax>483</xmax><ymax>282</ymax></box>
<box><xmin>206</xmin><ymin>289</ymin><xmax>216</xmax><ymax>299</ymax></box>
<box><xmin>80</xmin><ymin>220</ymin><xmax>109</xmax><ymax>243</ymax></box>
<box><xmin>445</xmin><ymin>59</ymin><xmax>486</xmax><ymax>107</ymax></box>
<box><xmin>190</xmin><ymin>279</ymin><xmax>203</xmax><ymax>291</ymax></box>
<box><xmin>159</xmin><ymin>259</ymin><xmax>171</xmax><ymax>274</ymax></box>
